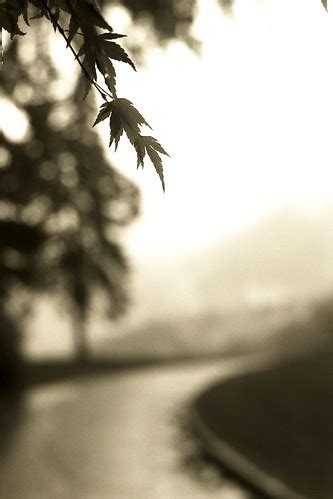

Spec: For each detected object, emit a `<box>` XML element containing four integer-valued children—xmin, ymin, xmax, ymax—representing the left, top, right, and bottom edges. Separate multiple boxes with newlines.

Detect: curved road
<box><xmin>0</xmin><ymin>354</ymin><xmax>271</xmax><ymax>498</ymax></box>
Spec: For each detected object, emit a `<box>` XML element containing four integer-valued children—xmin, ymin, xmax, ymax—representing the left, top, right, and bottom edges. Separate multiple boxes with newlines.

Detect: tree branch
<box><xmin>38</xmin><ymin>0</ymin><xmax>112</xmax><ymax>101</ymax></box>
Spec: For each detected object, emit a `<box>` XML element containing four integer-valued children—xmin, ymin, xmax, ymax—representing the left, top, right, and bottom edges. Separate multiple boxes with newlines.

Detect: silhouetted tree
<box><xmin>0</xmin><ymin>0</ymin><xmax>219</xmax><ymax>375</ymax></box>
<box><xmin>1</xmin><ymin>0</ymin><xmax>327</xmax><ymax>384</ymax></box>
<box><xmin>0</xmin><ymin>29</ymin><xmax>139</xmax><ymax>367</ymax></box>
<box><xmin>2</xmin><ymin>0</ymin><xmax>171</xmax><ymax>189</ymax></box>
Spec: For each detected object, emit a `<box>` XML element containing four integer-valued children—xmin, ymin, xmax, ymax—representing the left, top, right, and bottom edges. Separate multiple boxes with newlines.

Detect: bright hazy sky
<box><xmin>3</xmin><ymin>0</ymin><xmax>333</xmax><ymax>354</ymax></box>
<box><xmin>2</xmin><ymin>0</ymin><xmax>333</xmax><ymax>263</ymax></box>
<box><xmin>104</xmin><ymin>0</ymin><xmax>333</xmax><ymax>264</ymax></box>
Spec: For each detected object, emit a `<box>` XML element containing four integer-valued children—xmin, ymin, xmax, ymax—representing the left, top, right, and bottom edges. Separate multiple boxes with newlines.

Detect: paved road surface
<box><xmin>0</xmin><ymin>354</ymin><xmax>270</xmax><ymax>498</ymax></box>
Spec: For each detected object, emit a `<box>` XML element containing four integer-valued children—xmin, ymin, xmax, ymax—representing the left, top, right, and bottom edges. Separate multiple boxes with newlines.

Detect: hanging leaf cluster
<box><xmin>0</xmin><ymin>0</ymin><xmax>169</xmax><ymax>190</ymax></box>
<box><xmin>93</xmin><ymin>98</ymin><xmax>169</xmax><ymax>190</ymax></box>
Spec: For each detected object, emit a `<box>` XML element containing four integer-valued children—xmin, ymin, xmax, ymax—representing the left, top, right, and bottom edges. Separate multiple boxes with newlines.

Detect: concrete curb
<box><xmin>191</xmin><ymin>382</ymin><xmax>308</xmax><ymax>499</ymax></box>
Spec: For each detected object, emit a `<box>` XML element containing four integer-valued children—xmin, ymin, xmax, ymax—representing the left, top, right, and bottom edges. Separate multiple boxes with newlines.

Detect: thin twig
<box><xmin>62</xmin><ymin>0</ymin><xmax>118</xmax><ymax>99</ymax></box>
<box><xmin>38</xmin><ymin>0</ymin><xmax>112</xmax><ymax>101</ymax></box>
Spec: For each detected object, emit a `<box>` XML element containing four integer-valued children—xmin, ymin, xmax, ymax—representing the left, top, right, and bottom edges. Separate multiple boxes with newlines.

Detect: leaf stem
<box><xmin>38</xmin><ymin>0</ymin><xmax>112</xmax><ymax>101</ymax></box>
<box><xmin>62</xmin><ymin>0</ymin><xmax>115</xmax><ymax>100</ymax></box>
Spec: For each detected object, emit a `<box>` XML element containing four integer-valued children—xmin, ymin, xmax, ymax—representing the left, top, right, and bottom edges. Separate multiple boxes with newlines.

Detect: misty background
<box><xmin>1</xmin><ymin>0</ymin><xmax>333</xmax><ymax>497</ymax></box>
<box><xmin>8</xmin><ymin>0</ymin><xmax>333</xmax><ymax>360</ymax></box>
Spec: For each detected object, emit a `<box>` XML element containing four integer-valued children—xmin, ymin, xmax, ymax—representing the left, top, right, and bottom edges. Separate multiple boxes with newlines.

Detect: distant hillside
<box><xmin>129</xmin><ymin>202</ymin><xmax>333</xmax><ymax>320</ymax></box>
<box><xmin>92</xmin><ymin>203</ymin><xmax>333</xmax><ymax>362</ymax></box>
<box><xmin>26</xmin><ymin>203</ymin><xmax>333</xmax><ymax>360</ymax></box>
<box><xmin>96</xmin><ymin>302</ymin><xmax>316</xmax><ymax>361</ymax></box>
<box><xmin>193</xmin><ymin>203</ymin><xmax>333</xmax><ymax>308</ymax></box>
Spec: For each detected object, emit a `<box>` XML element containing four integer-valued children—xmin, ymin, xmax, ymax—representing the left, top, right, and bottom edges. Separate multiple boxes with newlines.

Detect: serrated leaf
<box><xmin>67</xmin><ymin>15</ymin><xmax>79</xmax><ymax>45</ymax></box>
<box><xmin>55</xmin><ymin>0</ymin><xmax>72</xmax><ymax>14</ymax></box>
<box><xmin>134</xmin><ymin>140</ymin><xmax>146</xmax><ymax>169</ymax></box>
<box><xmin>102</xmin><ymin>41</ymin><xmax>136</xmax><ymax>71</ymax></box>
<box><xmin>98</xmin><ymin>54</ymin><xmax>117</xmax><ymax>97</ymax></box>
<box><xmin>146</xmin><ymin>146</ymin><xmax>165</xmax><ymax>192</ymax></box>
<box><xmin>50</xmin><ymin>10</ymin><xmax>60</xmax><ymax>32</ymax></box>
<box><xmin>82</xmin><ymin>78</ymin><xmax>92</xmax><ymax>100</ymax></box>
<box><xmin>82</xmin><ymin>52</ymin><xmax>96</xmax><ymax>81</ymax></box>
<box><xmin>76</xmin><ymin>43</ymin><xmax>86</xmax><ymax>59</ymax></box>
<box><xmin>84</xmin><ymin>0</ymin><xmax>113</xmax><ymax>31</ymax></box>
<box><xmin>53</xmin><ymin>4</ymin><xmax>60</xmax><ymax>22</ymax></box>
<box><xmin>99</xmin><ymin>32</ymin><xmax>126</xmax><ymax>41</ymax></box>
<box><xmin>22</xmin><ymin>0</ymin><xmax>29</xmax><ymax>26</ymax></box>
<box><xmin>105</xmin><ymin>74</ymin><xmax>117</xmax><ymax>98</ymax></box>
<box><xmin>109</xmin><ymin>109</ymin><xmax>123</xmax><ymax>149</ymax></box>
<box><xmin>143</xmin><ymin>136</ymin><xmax>170</xmax><ymax>157</ymax></box>
<box><xmin>93</xmin><ymin>102</ymin><xmax>113</xmax><ymax>127</ymax></box>
<box><xmin>108</xmin><ymin>102</ymin><xmax>168</xmax><ymax>189</ymax></box>
<box><xmin>108</xmin><ymin>98</ymin><xmax>152</xmax><ymax>150</ymax></box>
<box><xmin>117</xmin><ymin>98</ymin><xmax>151</xmax><ymax>130</ymax></box>
<box><xmin>0</xmin><ymin>6</ymin><xmax>25</xmax><ymax>35</ymax></box>
<box><xmin>81</xmin><ymin>62</ymin><xmax>93</xmax><ymax>100</ymax></box>
<box><xmin>134</xmin><ymin>136</ymin><xmax>169</xmax><ymax>191</ymax></box>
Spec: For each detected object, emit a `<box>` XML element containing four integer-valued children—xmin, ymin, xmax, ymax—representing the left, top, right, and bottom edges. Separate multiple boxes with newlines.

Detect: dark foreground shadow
<box><xmin>191</xmin><ymin>350</ymin><xmax>333</xmax><ymax>499</ymax></box>
<box><xmin>0</xmin><ymin>391</ymin><xmax>26</xmax><ymax>471</ymax></box>
<box><xmin>175</xmin><ymin>406</ymin><xmax>269</xmax><ymax>499</ymax></box>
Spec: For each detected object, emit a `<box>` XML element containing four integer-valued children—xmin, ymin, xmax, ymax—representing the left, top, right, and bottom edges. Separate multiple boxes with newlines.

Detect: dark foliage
<box><xmin>0</xmin><ymin>0</ymin><xmax>328</xmax><ymax>378</ymax></box>
<box><xmin>1</xmin><ymin>0</ymin><xmax>170</xmax><ymax>189</ymax></box>
<box><xmin>0</xmin><ymin>29</ymin><xmax>139</xmax><ymax>365</ymax></box>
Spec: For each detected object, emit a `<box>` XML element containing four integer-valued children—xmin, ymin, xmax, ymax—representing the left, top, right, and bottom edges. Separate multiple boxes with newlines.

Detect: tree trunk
<box><xmin>72</xmin><ymin>315</ymin><xmax>89</xmax><ymax>363</ymax></box>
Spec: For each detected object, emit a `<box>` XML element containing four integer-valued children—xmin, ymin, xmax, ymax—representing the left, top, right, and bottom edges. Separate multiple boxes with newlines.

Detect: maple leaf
<box><xmin>93</xmin><ymin>101</ymin><xmax>113</xmax><ymax>127</ymax></box>
<box><xmin>99</xmin><ymin>33</ymin><xmax>127</xmax><ymax>41</ymax></box>
<box><xmin>79</xmin><ymin>39</ymin><xmax>98</xmax><ymax>98</ymax></box>
<box><xmin>96</xmin><ymin>54</ymin><xmax>117</xmax><ymax>97</ymax></box>
<box><xmin>67</xmin><ymin>14</ymin><xmax>79</xmax><ymax>46</ymax></box>
<box><xmin>84</xmin><ymin>0</ymin><xmax>113</xmax><ymax>31</ymax></box>
<box><xmin>117</xmin><ymin>98</ymin><xmax>151</xmax><ymax>131</ymax></box>
<box><xmin>134</xmin><ymin>136</ymin><xmax>169</xmax><ymax>192</ymax></box>
<box><xmin>76</xmin><ymin>43</ymin><xmax>85</xmax><ymax>59</ymax></box>
<box><xmin>108</xmin><ymin>98</ymin><xmax>151</xmax><ymax>148</ymax></box>
<box><xmin>81</xmin><ymin>54</ymin><xmax>97</xmax><ymax>98</ymax></box>
<box><xmin>109</xmin><ymin>106</ymin><xmax>123</xmax><ymax>149</ymax></box>
<box><xmin>54</xmin><ymin>0</ymin><xmax>72</xmax><ymax>14</ymax></box>
<box><xmin>0</xmin><ymin>4</ymin><xmax>25</xmax><ymax>36</ymax></box>
<box><xmin>1</xmin><ymin>0</ymin><xmax>168</xmax><ymax>191</ymax></box>
<box><xmin>50</xmin><ymin>5</ymin><xmax>60</xmax><ymax>32</ymax></box>
<box><xmin>21</xmin><ymin>0</ymin><xmax>29</xmax><ymax>26</ymax></box>
<box><xmin>101</xmin><ymin>40</ymin><xmax>136</xmax><ymax>71</ymax></box>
